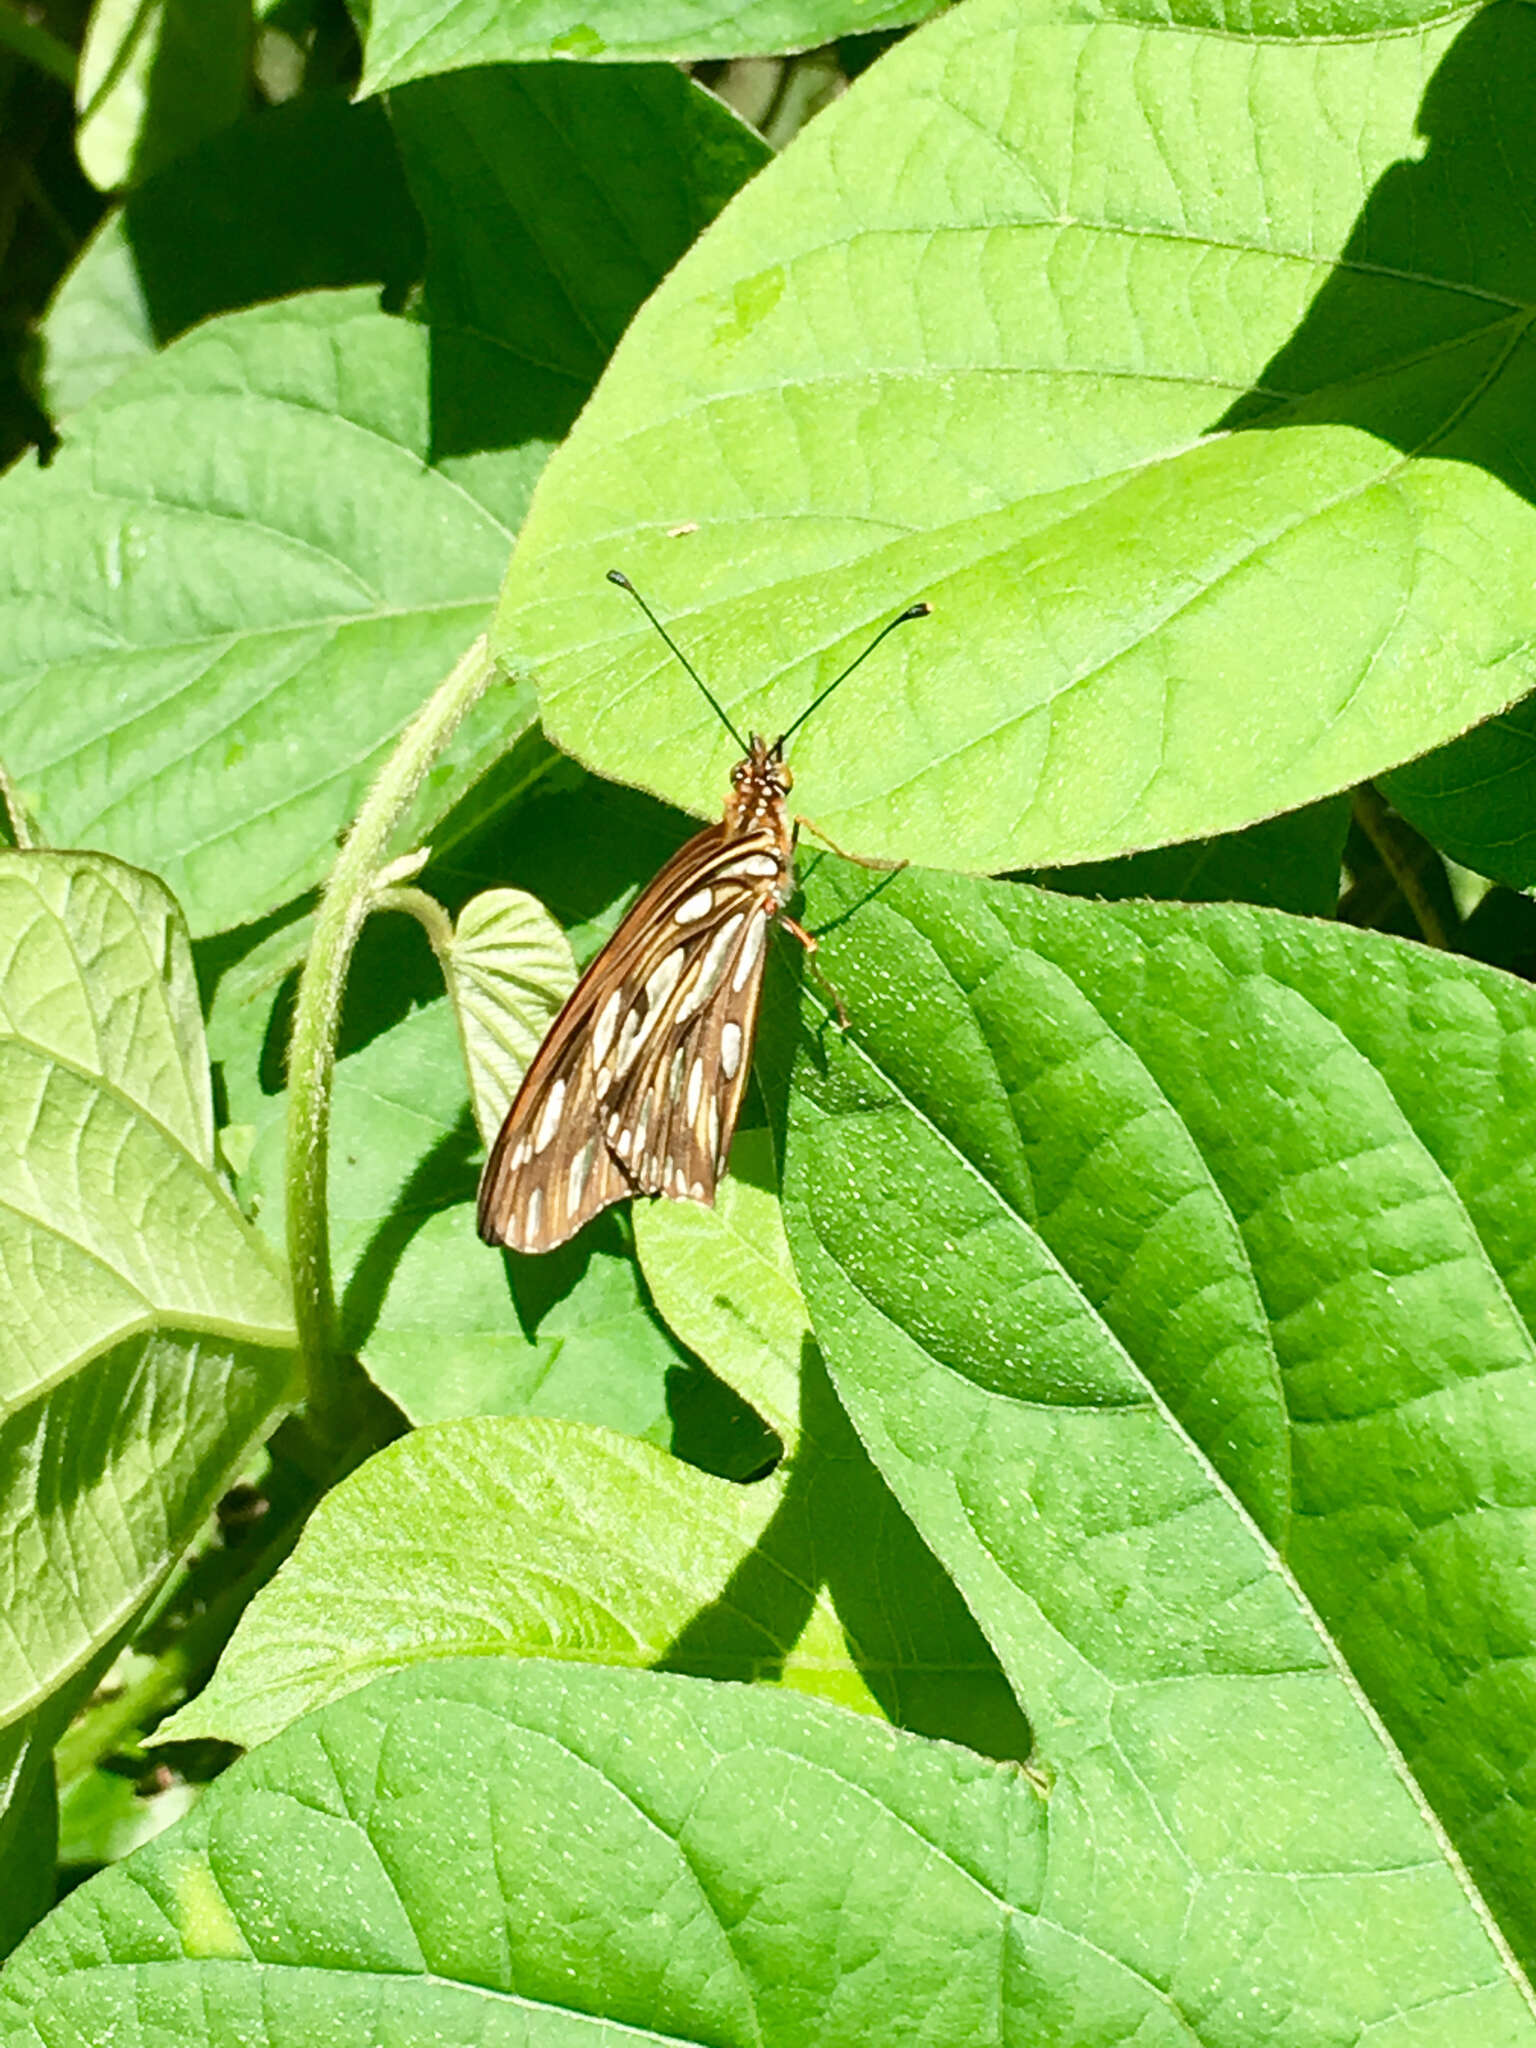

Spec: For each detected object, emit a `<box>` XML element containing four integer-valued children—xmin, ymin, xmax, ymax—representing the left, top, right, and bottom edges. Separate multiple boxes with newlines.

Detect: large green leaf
<box><xmin>498</xmin><ymin>0</ymin><xmax>1536</xmax><ymax>873</ymax></box>
<box><xmin>387</xmin><ymin>60</ymin><xmax>770</xmax><ymax>490</ymax></box>
<box><xmin>0</xmin><ymin>292</ymin><xmax>525</xmax><ymax>939</ymax></box>
<box><xmin>777</xmin><ymin>858</ymin><xmax>1536</xmax><ymax>1982</ymax></box>
<box><xmin>4</xmin><ymin>63</ymin><xmax>778</xmax><ymax>944</ymax></box>
<box><xmin>5</xmin><ymin>1659</ymin><xmax>1531</xmax><ymax>2045</ymax></box>
<box><xmin>0</xmin><ymin>852</ymin><xmax>293</xmax><ymax>1746</ymax></box>
<box><xmin>358</xmin><ymin>0</ymin><xmax>939</xmax><ymax>92</ymax></box>
<box><xmin>41</xmin><ymin>93</ymin><xmax>424</xmax><ymax>417</ymax></box>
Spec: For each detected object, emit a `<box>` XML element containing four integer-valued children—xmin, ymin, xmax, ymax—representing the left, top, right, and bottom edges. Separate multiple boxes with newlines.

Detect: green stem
<box><xmin>284</xmin><ymin>633</ymin><xmax>498</xmax><ymax>1434</ymax></box>
<box><xmin>1351</xmin><ymin>781</ymin><xmax>1452</xmax><ymax>949</ymax></box>
<box><xmin>373</xmin><ymin>881</ymin><xmax>455</xmax><ymax>969</ymax></box>
<box><xmin>0</xmin><ymin>3</ymin><xmax>77</xmax><ymax>85</ymax></box>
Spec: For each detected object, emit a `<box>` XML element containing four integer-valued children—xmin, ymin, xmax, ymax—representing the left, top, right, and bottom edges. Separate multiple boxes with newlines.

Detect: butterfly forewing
<box><xmin>477</xmin><ymin>779</ymin><xmax>791</xmax><ymax>1254</ymax></box>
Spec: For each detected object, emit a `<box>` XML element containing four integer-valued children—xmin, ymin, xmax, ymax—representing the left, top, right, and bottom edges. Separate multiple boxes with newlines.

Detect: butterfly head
<box><xmin>730</xmin><ymin>734</ymin><xmax>793</xmax><ymax>820</ymax></box>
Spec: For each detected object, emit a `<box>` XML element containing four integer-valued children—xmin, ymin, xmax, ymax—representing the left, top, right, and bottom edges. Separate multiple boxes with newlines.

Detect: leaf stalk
<box><xmin>0</xmin><ymin>3</ymin><xmax>76</xmax><ymax>85</ymax></box>
<box><xmin>284</xmin><ymin>633</ymin><xmax>498</xmax><ymax>1435</ymax></box>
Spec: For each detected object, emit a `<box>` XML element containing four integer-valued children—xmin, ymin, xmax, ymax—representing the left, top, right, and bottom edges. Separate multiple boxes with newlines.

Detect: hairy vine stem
<box><xmin>284</xmin><ymin>633</ymin><xmax>498</xmax><ymax>1434</ymax></box>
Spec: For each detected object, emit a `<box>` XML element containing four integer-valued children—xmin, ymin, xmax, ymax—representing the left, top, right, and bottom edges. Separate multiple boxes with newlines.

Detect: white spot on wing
<box><xmin>720</xmin><ymin>1021</ymin><xmax>743</xmax><ymax>1079</ymax></box>
<box><xmin>733</xmin><ymin>910</ymin><xmax>768</xmax><ymax>991</ymax></box>
<box><xmin>676</xmin><ymin>913</ymin><xmax>744</xmax><ymax>1023</ymax></box>
<box><xmin>526</xmin><ymin>1188</ymin><xmax>543</xmax><ymax>1241</ymax></box>
<box><xmin>534</xmin><ymin>1079</ymin><xmax>566</xmax><ymax>1154</ymax></box>
<box><xmin>720</xmin><ymin>852</ymin><xmax>780</xmax><ymax>880</ymax></box>
<box><xmin>674</xmin><ymin>886</ymin><xmax>713</xmax><ymax>924</ymax></box>
<box><xmin>685</xmin><ymin>1057</ymin><xmax>703</xmax><ymax>1122</ymax></box>
<box><xmin>592</xmin><ymin>989</ymin><xmax>621</xmax><ymax>1065</ymax></box>
<box><xmin>616</xmin><ymin>1128</ymin><xmax>632</xmax><ymax>1158</ymax></box>
<box><xmin>690</xmin><ymin>1180</ymin><xmax>705</xmax><ymax>1200</ymax></box>
<box><xmin>569</xmin><ymin>1141</ymin><xmax>595</xmax><ymax>1210</ymax></box>
<box><xmin>646</xmin><ymin>947</ymin><xmax>685</xmax><ymax>1010</ymax></box>
<box><xmin>614</xmin><ymin>950</ymin><xmax>686</xmax><ymax>1079</ymax></box>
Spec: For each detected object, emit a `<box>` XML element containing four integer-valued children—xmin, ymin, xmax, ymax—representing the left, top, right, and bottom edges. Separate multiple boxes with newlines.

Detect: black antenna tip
<box><xmin>899</xmin><ymin>601</ymin><xmax>931</xmax><ymax>623</ymax></box>
<box><xmin>607</xmin><ymin>568</ymin><xmax>634</xmax><ymax>590</ymax></box>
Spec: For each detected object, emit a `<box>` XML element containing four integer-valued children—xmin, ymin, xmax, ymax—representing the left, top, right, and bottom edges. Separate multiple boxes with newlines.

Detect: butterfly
<box><xmin>476</xmin><ymin>572</ymin><xmax>929</xmax><ymax>1254</ymax></box>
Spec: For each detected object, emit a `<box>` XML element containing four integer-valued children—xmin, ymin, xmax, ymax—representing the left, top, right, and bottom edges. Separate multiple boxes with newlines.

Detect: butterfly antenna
<box><xmin>607</xmin><ymin>569</ymin><xmax>748</xmax><ymax>753</ymax></box>
<box><xmin>776</xmin><ymin>601</ymin><xmax>931</xmax><ymax>750</ymax></box>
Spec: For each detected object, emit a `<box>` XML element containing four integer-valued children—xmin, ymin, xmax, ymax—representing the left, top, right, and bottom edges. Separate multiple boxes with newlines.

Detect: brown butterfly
<box><xmin>476</xmin><ymin>572</ymin><xmax>929</xmax><ymax>1254</ymax></box>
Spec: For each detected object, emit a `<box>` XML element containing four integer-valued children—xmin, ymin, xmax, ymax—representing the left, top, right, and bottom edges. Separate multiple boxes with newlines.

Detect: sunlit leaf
<box><xmin>0</xmin><ymin>853</ymin><xmax>293</xmax><ymax>1750</ymax></box>
<box><xmin>501</xmin><ymin>0</ymin><xmax>1536</xmax><ymax>874</ymax></box>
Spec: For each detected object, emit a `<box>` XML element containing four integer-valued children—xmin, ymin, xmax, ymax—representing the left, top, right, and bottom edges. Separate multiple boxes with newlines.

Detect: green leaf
<box><xmin>500</xmin><ymin>0</ymin><xmax>1536</xmax><ymax>873</ymax></box>
<box><xmin>0</xmin><ymin>852</ymin><xmax>293</xmax><ymax>1744</ymax></box>
<box><xmin>171</xmin><ymin>1361</ymin><xmax>1030</xmax><ymax>1756</ymax></box>
<box><xmin>76</xmin><ymin>0</ymin><xmax>250</xmax><ymax>191</ymax></box>
<box><xmin>0</xmin><ymin>1721</ymin><xmax>57</xmax><ymax>1960</ymax></box>
<box><xmin>1383</xmin><ymin>695</ymin><xmax>1536</xmax><ymax>891</ymax></box>
<box><xmin>443</xmin><ymin>887</ymin><xmax>575</xmax><ymax>1147</ymax></box>
<box><xmin>777</xmin><ymin>856</ymin><xmax>1536</xmax><ymax>1987</ymax></box>
<box><xmin>634</xmin><ymin>1127</ymin><xmax>804</xmax><ymax>1445</ymax></box>
<box><xmin>0</xmin><ymin>292</ymin><xmax>525</xmax><ymax>938</ymax></box>
<box><xmin>388</xmin><ymin>59</ymin><xmax>770</xmax><ymax>491</ymax></box>
<box><xmin>1034</xmin><ymin>793</ymin><xmax>1350</xmax><ymax>917</ymax></box>
<box><xmin>358</xmin><ymin>0</ymin><xmax>940</xmax><ymax>92</ymax></box>
<box><xmin>41</xmin><ymin>93</ymin><xmax>424</xmax><ymax>417</ymax></box>
<box><xmin>1069</xmin><ymin>0</ymin><xmax>1477</xmax><ymax>30</ymax></box>
<box><xmin>8</xmin><ymin>1659</ymin><xmax>1533</xmax><ymax>2045</ymax></box>
<box><xmin>160</xmin><ymin>1414</ymin><xmax>866</xmax><ymax>1747</ymax></box>
<box><xmin>35</xmin><ymin>216</ymin><xmax>153</xmax><ymax>423</ymax></box>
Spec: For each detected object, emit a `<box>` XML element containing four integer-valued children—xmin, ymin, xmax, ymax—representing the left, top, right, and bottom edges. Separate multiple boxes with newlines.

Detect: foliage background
<box><xmin>2</xmin><ymin>0</ymin><xmax>1536</xmax><ymax>2041</ymax></box>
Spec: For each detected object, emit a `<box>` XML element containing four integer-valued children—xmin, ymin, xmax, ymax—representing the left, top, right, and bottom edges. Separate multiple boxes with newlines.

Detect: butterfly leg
<box><xmin>793</xmin><ymin>814</ymin><xmax>908</xmax><ymax>874</ymax></box>
<box><xmin>778</xmin><ymin>912</ymin><xmax>850</xmax><ymax>1030</ymax></box>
